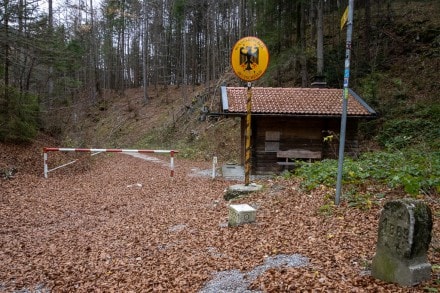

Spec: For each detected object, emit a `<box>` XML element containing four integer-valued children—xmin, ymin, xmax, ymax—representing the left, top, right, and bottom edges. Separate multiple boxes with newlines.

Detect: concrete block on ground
<box><xmin>228</xmin><ymin>204</ymin><xmax>256</xmax><ymax>227</ymax></box>
<box><xmin>224</xmin><ymin>183</ymin><xmax>263</xmax><ymax>200</ymax></box>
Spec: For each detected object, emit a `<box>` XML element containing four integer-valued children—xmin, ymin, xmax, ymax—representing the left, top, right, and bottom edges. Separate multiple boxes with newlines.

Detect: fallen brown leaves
<box><xmin>1</xmin><ymin>141</ymin><xmax>439</xmax><ymax>292</ymax></box>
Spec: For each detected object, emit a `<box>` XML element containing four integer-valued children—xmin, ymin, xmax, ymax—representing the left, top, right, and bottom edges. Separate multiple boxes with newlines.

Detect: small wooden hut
<box><xmin>220</xmin><ymin>86</ymin><xmax>377</xmax><ymax>175</ymax></box>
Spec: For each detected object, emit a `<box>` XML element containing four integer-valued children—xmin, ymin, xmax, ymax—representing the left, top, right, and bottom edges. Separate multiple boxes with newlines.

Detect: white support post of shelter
<box><xmin>212</xmin><ymin>156</ymin><xmax>218</xmax><ymax>179</ymax></box>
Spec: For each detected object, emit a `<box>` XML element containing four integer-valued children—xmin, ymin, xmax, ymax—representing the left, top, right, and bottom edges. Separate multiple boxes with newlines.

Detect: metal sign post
<box><xmin>335</xmin><ymin>0</ymin><xmax>355</xmax><ymax>205</ymax></box>
<box><xmin>245</xmin><ymin>82</ymin><xmax>253</xmax><ymax>185</ymax></box>
<box><xmin>231</xmin><ymin>36</ymin><xmax>269</xmax><ymax>186</ymax></box>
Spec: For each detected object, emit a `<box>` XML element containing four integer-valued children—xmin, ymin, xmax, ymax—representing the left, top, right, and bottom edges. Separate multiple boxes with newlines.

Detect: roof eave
<box><xmin>220</xmin><ymin>112</ymin><xmax>377</xmax><ymax>119</ymax></box>
<box><xmin>348</xmin><ymin>88</ymin><xmax>377</xmax><ymax>115</ymax></box>
<box><xmin>221</xmin><ymin>86</ymin><xmax>229</xmax><ymax>111</ymax></box>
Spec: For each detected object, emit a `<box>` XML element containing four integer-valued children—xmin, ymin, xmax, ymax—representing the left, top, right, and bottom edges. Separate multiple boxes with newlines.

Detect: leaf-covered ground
<box><xmin>1</xmin><ymin>139</ymin><xmax>439</xmax><ymax>292</ymax></box>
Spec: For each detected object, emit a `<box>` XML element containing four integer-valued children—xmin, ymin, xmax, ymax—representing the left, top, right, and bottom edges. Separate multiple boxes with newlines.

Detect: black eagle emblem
<box><xmin>240</xmin><ymin>46</ymin><xmax>259</xmax><ymax>71</ymax></box>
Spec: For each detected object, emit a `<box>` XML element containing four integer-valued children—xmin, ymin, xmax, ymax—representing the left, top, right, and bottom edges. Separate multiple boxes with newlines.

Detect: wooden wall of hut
<box><xmin>240</xmin><ymin>116</ymin><xmax>360</xmax><ymax>175</ymax></box>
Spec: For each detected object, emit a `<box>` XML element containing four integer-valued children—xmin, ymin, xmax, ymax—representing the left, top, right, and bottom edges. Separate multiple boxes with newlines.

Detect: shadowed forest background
<box><xmin>0</xmin><ymin>0</ymin><xmax>439</xmax><ymax>162</ymax></box>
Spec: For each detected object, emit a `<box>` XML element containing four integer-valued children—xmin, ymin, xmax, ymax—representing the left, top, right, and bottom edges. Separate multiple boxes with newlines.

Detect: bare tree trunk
<box><xmin>142</xmin><ymin>0</ymin><xmax>149</xmax><ymax>103</ymax></box>
<box><xmin>364</xmin><ymin>0</ymin><xmax>372</xmax><ymax>63</ymax></box>
<box><xmin>126</xmin><ymin>32</ymin><xmax>132</xmax><ymax>87</ymax></box>
<box><xmin>121</xmin><ymin>1</ymin><xmax>125</xmax><ymax>96</ymax></box>
<box><xmin>316</xmin><ymin>0</ymin><xmax>324</xmax><ymax>77</ymax></box>
<box><xmin>48</xmin><ymin>0</ymin><xmax>54</xmax><ymax>100</ymax></box>
<box><xmin>239</xmin><ymin>0</ymin><xmax>247</xmax><ymax>37</ymax></box>
<box><xmin>205</xmin><ymin>2</ymin><xmax>211</xmax><ymax>86</ymax></box>
<box><xmin>3</xmin><ymin>0</ymin><xmax>10</xmax><ymax>91</ymax></box>
<box><xmin>183</xmin><ymin>23</ymin><xmax>187</xmax><ymax>86</ymax></box>
<box><xmin>299</xmin><ymin>1</ymin><xmax>308</xmax><ymax>87</ymax></box>
<box><xmin>90</xmin><ymin>0</ymin><xmax>102</xmax><ymax>102</ymax></box>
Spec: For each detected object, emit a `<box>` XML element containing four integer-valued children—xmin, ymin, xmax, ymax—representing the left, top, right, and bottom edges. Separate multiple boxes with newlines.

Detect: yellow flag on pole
<box><xmin>340</xmin><ymin>6</ymin><xmax>348</xmax><ymax>30</ymax></box>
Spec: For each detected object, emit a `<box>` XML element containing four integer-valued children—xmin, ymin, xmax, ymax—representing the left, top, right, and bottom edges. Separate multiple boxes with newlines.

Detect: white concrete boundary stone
<box><xmin>228</xmin><ymin>204</ymin><xmax>256</xmax><ymax>227</ymax></box>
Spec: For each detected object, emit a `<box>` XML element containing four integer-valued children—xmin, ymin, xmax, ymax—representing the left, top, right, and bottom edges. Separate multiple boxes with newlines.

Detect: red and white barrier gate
<box><xmin>43</xmin><ymin>147</ymin><xmax>178</xmax><ymax>178</ymax></box>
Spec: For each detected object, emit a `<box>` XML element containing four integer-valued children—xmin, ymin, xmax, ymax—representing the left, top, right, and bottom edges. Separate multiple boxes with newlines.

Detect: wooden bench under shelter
<box><xmin>277</xmin><ymin>149</ymin><xmax>322</xmax><ymax>167</ymax></box>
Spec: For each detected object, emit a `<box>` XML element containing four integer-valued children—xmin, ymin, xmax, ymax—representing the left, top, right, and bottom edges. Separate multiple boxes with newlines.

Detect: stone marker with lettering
<box><xmin>371</xmin><ymin>199</ymin><xmax>432</xmax><ymax>286</ymax></box>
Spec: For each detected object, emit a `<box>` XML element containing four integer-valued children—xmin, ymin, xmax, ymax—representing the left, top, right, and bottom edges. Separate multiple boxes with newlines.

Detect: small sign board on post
<box><xmin>231</xmin><ymin>37</ymin><xmax>269</xmax><ymax>186</ymax></box>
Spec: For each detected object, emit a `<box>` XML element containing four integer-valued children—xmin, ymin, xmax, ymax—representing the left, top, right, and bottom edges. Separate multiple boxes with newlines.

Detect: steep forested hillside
<box><xmin>0</xmin><ymin>0</ymin><xmax>439</xmax><ymax>161</ymax></box>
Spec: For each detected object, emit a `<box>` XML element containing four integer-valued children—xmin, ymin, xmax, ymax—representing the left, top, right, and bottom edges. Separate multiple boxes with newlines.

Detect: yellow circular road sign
<box><xmin>231</xmin><ymin>36</ymin><xmax>269</xmax><ymax>82</ymax></box>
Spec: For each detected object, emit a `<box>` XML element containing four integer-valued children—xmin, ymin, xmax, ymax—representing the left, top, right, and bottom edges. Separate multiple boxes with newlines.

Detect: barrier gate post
<box><xmin>43</xmin><ymin>147</ymin><xmax>178</xmax><ymax>178</ymax></box>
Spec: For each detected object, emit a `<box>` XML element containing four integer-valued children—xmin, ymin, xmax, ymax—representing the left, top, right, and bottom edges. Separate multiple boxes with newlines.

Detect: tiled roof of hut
<box><xmin>221</xmin><ymin>87</ymin><xmax>376</xmax><ymax>117</ymax></box>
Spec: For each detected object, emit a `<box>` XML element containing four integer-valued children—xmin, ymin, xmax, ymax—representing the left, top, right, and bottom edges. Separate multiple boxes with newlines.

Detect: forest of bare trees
<box><xmin>1</xmin><ymin>0</ymin><xmax>387</xmax><ymax>142</ymax></box>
